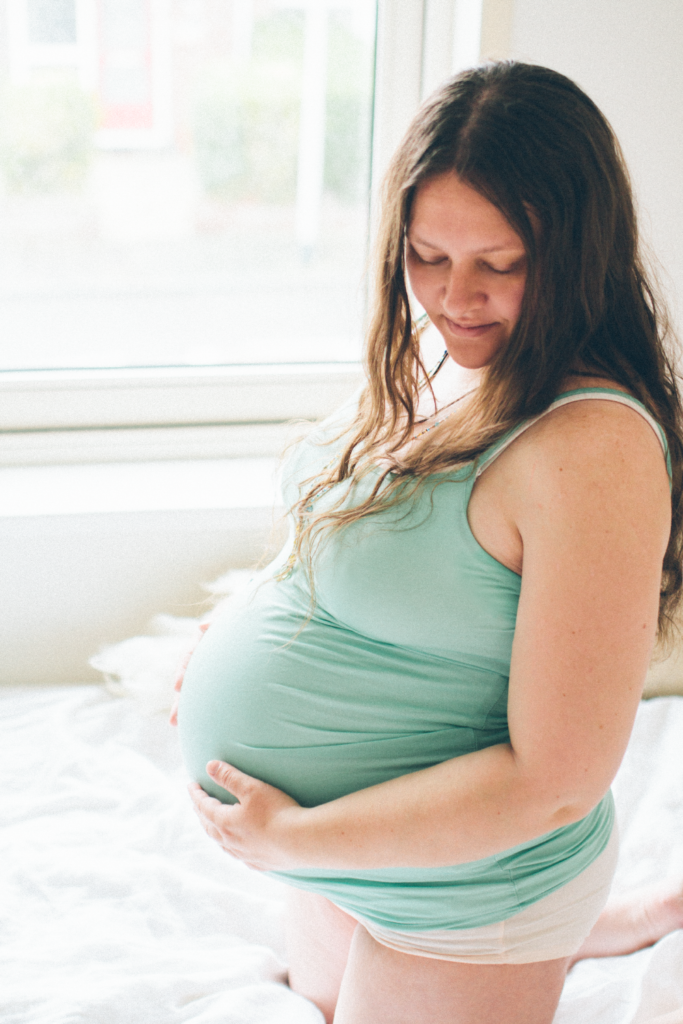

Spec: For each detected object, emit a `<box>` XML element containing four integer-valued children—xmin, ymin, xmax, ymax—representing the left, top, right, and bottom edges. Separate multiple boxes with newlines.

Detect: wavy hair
<box><xmin>283</xmin><ymin>61</ymin><xmax>683</xmax><ymax>641</ymax></box>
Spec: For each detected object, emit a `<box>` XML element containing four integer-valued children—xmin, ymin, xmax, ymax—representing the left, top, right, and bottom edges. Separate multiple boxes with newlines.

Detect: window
<box><xmin>0</xmin><ymin>0</ymin><xmax>480</xmax><ymax>464</ymax></box>
<box><xmin>1</xmin><ymin>0</ymin><xmax>376</xmax><ymax>370</ymax></box>
<box><xmin>27</xmin><ymin>0</ymin><xmax>77</xmax><ymax>44</ymax></box>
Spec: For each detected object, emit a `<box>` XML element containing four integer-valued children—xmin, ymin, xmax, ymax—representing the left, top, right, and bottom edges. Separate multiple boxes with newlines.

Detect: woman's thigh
<box><xmin>286</xmin><ymin>888</ymin><xmax>359</xmax><ymax>1024</ymax></box>
<box><xmin>334</xmin><ymin>925</ymin><xmax>571</xmax><ymax>1024</ymax></box>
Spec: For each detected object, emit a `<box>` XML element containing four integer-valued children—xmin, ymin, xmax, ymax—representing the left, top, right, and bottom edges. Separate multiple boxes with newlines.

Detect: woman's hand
<box><xmin>169</xmin><ymin>622</ymin><xmax>210</xmax><ymax>727</ymax></box>
<box><xmin>188</xmin><ymin>761</ymin><xmax>305</xmax><ymax>872</ymax></box>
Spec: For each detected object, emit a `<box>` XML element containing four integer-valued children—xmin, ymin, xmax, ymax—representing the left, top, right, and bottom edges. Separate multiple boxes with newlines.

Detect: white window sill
<box><xmin>0</xmin><ymin>458</ymin><xmax>283</xmax><ymax>517</ymax></box>
<box><xmin>0</xmin><ymin>422</ymin><xmax>297</xmax><ymax>466</ymax></box>
<box><xmin>0</xmin><ymin>362</ymin><xmax>363</xmax><ymax>431</ymax></box>
<box><xmin>0</xmin><ymin>362</ymin><xmax>362</xmax><ymax>467</ymax></box>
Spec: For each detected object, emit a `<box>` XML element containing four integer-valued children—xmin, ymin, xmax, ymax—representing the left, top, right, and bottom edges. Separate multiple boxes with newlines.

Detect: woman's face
<box><xmin>406</xmin><ymin>173</ymin><xmax>528</xmax><ymax>369</ymax></box>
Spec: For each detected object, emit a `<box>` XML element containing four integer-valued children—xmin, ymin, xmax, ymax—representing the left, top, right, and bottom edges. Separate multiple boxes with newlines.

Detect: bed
<box><xmin>3</xmin><ymin>592</ymin><xmax>682</xmax><ymax>1023</ymax></box>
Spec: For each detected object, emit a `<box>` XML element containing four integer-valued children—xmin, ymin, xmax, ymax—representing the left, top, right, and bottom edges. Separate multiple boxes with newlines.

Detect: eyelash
<box><xmin>414</xmin><ymin>253</ymin><xmax>514</xmax><ymax>275</ymax></box>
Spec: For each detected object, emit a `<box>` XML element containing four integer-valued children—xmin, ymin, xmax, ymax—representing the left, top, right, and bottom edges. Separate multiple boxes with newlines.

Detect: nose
<box><xmin>442</xmin><ymin>265</ymin><xmax>485</xmax><ymax>319</ymax></box>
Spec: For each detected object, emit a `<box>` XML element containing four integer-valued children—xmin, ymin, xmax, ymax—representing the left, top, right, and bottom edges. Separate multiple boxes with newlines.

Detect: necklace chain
<box><xmin>410</xmin><ymin>389</ymin><xmax>475</xmax><ymax>441</ymax></box>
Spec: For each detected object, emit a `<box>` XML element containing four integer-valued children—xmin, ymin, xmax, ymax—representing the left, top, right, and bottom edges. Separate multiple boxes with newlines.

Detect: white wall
<box><xmin>0</xmin><ymin>457</ymin><xmax>288</xmax><ymax>685</ymax></box>
<box><xmin>2</xmin><ymin>505</ymin><xmax>286</xmax><ymax>685</ymax></box>
<box><xmin>505</xmin><ymin>0</ymin><xmax>683</xmax><ymax>332</ymax></box>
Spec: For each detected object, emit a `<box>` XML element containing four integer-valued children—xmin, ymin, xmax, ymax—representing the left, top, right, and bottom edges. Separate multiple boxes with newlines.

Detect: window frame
<box><xmin>0</xmin><ymin>362</ymin><xmax>364</xmax><ymax>463</ymax></box>
<box><xmin>2</xmin><ymin>0</ymin><xmax>474</xmax><ymax>466</ymax></box>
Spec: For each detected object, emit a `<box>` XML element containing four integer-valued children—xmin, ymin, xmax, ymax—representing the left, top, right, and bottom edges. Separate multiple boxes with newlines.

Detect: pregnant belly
<box><xmin>177</xmin><ymin>579</ymin><xmax>507</xmax><ymax>807</ymax></box>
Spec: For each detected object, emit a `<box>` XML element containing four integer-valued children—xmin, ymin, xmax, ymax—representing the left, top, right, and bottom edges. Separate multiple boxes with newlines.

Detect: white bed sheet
<box><xmin>1</xmin><ymin>685</ymin><xmax>681</xmax><ymax>1024</ymax></box>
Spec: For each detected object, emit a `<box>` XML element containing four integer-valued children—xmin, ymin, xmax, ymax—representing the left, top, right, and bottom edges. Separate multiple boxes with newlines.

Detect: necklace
<box><xmin>410</xmin><ymin>389</ymin><xmax>474</xmax><ymax>441</ymax></box>
<box><xmin>276</xmin><ymin>349</ymin><xmax>454</xmax><ymax>580</ymax></box>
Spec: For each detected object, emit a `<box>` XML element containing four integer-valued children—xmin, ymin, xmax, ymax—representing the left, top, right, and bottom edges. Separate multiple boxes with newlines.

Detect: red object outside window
<box><xmin>97</xmin><ymin>0</ymin><xmax>154</xmax><ymax>131</ymax></box>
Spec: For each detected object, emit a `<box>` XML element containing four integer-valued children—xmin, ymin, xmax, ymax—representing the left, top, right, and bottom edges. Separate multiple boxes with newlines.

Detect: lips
<box><xmin>444</xmin><ymin>317</ymin><xmax>497</xmax><ymax>336</ymax></box>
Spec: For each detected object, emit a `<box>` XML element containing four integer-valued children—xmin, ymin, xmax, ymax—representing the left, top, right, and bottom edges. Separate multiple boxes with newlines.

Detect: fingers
<box><xmin>187</xmin><ymin>782</ymin><xmax>240</xmax><ymax>853</ymax></box>
<box><xmin>171</xmin><ymin>621</ymin><xmax>211</xmax><ymax>708</ymax></box>
<box><xmin>186</xmin><ymin>772</ymin><xmax>243</xmax><ymax>823</ymax></box>
<box><xmin>206</xmin><ymin>760</ymin><xmax>252</xmax><ymax>800</ymax></box>
<box><xmin>187</xmin><ymin>785</ymin><xmax>265</xmax><ymax>871</ymax></box>
<box><xmin>188</xmin><ymin>782</ymin><xmax>225</xmax><ymax>827</ymax></box>
<box><xmin>174</xmin><ymin>614</ymin><xmax>210</xmax><ymax>696</ymax></box>
<box><xmin>187</xmin><ymin>763</ymin><xmax>256</xmax><ymax>828</ymax></box>
<box><xmin>173</xmin><ymin>646</ymin><xmax>194</xmax><ymax>692</ymax></box>
<box><xmin>186</xmin><ymin>770</ymin><xmax>300</xmax><ymax>873</ymax></box>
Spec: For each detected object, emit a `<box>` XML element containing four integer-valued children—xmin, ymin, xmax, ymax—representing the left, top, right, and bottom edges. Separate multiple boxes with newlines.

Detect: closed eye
<box><xmin>409</xmin><ymin>247</ymin><xmax>447</xmax><ymax>266</ymax></box>
<box><xmin>482</xmin><ymin>257</ymin><xmax>526</xmax><ymax>275</ymax></box>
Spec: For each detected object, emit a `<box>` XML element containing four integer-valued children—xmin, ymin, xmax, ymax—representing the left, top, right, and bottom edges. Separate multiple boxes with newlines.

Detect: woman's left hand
<box><xmin>188</xmin><ymin>761</ymin><xmax>304</xmax><ymax>871</ymax></box>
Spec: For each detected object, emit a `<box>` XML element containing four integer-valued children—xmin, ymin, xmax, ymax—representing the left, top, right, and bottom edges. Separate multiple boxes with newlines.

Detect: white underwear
<box><xmin>344</xmin><ymin>825</ymin><xmax>619</xmax><ymax>965</ymax></box>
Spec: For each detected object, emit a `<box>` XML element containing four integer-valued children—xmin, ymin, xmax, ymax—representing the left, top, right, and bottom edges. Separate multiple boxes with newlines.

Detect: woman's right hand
<box><xmin>169</xmin><ymin>622</ymin><xmax>210</xmax><ymax>727</ymax></box>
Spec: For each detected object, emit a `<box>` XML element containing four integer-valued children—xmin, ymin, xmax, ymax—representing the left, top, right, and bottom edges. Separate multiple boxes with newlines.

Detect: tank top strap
<box><xmin>475</xmin><ymin>387</ymin><xmax>672</xmax><ymax>481</ymax></box>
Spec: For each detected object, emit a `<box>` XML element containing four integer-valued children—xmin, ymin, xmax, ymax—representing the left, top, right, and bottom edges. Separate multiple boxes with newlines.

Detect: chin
<box><xmin>438</xmin><ymin>325</ymin><xmax>506</xmax><ymax>370</ymax></box>
<box><xmin>444</xmin><ymin>346</ymin><xmax>497</xmax><ymax>370</ymax></box>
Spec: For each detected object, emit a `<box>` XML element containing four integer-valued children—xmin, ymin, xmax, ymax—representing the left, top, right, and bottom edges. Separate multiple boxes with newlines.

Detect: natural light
<box><xmin>0</xmin><ymin>0</ymin><xmax>376</xmax><ymax>369</ymax></box>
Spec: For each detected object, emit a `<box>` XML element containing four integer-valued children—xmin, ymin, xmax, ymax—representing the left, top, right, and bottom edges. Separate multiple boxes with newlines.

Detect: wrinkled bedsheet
<box><xmin>1</xmin><ymin>685</ymin><xmax>681</xmax><ymax>1024</ymax></box>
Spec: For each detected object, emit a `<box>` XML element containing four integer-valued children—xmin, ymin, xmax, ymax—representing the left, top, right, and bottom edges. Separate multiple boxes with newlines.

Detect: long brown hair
<box><xmin>286</xmin><ymin>61</ymin><xmax>683</xmax><ymax>639</ymax></box>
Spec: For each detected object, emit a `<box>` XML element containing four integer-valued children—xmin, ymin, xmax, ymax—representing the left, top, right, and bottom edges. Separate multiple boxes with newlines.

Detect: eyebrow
<box><xmin>409</xmin><ymin>235</ymin><xmax>524</xmax><ymax>254</ymax></box>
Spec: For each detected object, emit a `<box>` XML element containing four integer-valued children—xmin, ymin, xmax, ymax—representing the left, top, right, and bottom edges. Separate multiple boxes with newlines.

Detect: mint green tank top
<box><xmin>178</xmin><ymin>387</ymin><xmax>669</xmax><ymax>931</ymax></box>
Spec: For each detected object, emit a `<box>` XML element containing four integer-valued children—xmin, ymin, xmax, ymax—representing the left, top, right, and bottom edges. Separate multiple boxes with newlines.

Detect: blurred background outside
<box><xmin>0</xmin><ymin>0</ymin><xmax>377</xmax><ymax>369</ymax></box>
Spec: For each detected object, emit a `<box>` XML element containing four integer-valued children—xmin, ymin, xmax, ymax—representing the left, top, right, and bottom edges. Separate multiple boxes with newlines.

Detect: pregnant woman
<box><xmin>175</xmin><ymin>62</ymin><xmax>682</xmax><ymax>1023</ymax></box>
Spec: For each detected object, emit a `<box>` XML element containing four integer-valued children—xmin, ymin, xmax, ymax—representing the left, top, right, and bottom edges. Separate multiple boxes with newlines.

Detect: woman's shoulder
<box><xmin>490</xmin><ymin>380</ymin><xmax>671</xmax><ymax>566</ymax></box>
<box><xmin>507</xmin><ymin>375</ymin><xmax>670</xmax><ymax>500</ymax></box>
<box><xmin>543</xmin><ymin>375</ymin><xmax>665</xmax><ymax>453</ymax></box>
<box><xmin>471</xmin><ymin>375</ymin><xmax>671</xmax><ymax>577</ymax></box>
<box><xmin>485</xmin><ymin>374</ymin><xmax>665</xmax><ymax>478</ymax></box>
<box><xmin>526</xmin><ymin>375</ymin><xmax>660</xmax><ymax>450</ymax></box>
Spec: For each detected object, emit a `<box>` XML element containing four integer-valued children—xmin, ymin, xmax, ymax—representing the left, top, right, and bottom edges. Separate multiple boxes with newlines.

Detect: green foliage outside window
<box><xmin>191</xmin><ymin>10</ymin><xmax>303</xmax><ymax>203</ymax></box>
<box><xmin>0</xmin><ymin>79</ymin><xmax>96</xmax><ymax>193</ymax></box>
<box><xmin>191</xmin><ymin>9</ymin><xmax>373</xmax><ymax>205</ymax></box>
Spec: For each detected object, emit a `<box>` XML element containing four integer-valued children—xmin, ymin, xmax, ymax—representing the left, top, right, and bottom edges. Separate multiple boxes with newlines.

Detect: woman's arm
<box><xmin>190</xmin><ymin>400</ymin><xmax>671</xmax><ymax>872</ymax></box>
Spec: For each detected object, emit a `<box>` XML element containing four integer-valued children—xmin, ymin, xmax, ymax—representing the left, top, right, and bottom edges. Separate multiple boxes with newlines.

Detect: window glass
<box><xmin>100</xmin><ymin>0</ymin><xmax>151</xmax><ymax>108</ymax></box>
<box><xmin>27</xmin><ymin>0</ymin><xmax>77</xmax><ymax>44</ymax></box>
<box><xmin>0</xmin><ymin>0</ymin><xmax>376</xmax><ymax>369</ymax></box>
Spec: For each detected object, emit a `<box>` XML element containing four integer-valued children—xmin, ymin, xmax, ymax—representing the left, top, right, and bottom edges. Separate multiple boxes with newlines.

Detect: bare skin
<box><xmin>175</xmin><ymin>409</ymin><xmax>682</xmax><ymax>1016</ymax></box>
<box><xmin>188</xmin><ymin>388</ymin><xmax>670</xmax><ymax>874</ymax></box>
<box><xmin>177</xmin><ymin>601</ymin><xmax>679</xmax><ymax>1001</ymax></box>
<box><xmin>169</xmin><ymin>622</ymin><xmax>209</xmax><ymax>727</ymax></box>
<box><xmin>571</xmin><ymin>877</ymin><xmax>683</xmax><ymax>962</ymax></box>
<box><xmin>286</xmin><ymin>889</ymin><xmax>572</xmax><ymax>1024</ymax></box>
<box><xmin>180</xmin><ymin>175</ymin><xmax>675</xmax><ymax>1022</ymax></box>
<box><xmin>279</xmin><ymin>379</ymin><xmax>680</xmax><ymax>1022</ymax></box>
<box><xmin>334</xmin><ymin>929</ymin><xmax>570</xmax><ymax>1024</ymax></box>
<box><xmin>285</xmin><ymin>877</ymin><xmax>683</xmax><ymax>1023</ymax></box>
<box><xmin>188</xmin><ymin>391</ymin><xmax>674</xmax><ymax>1022</ymax></box>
